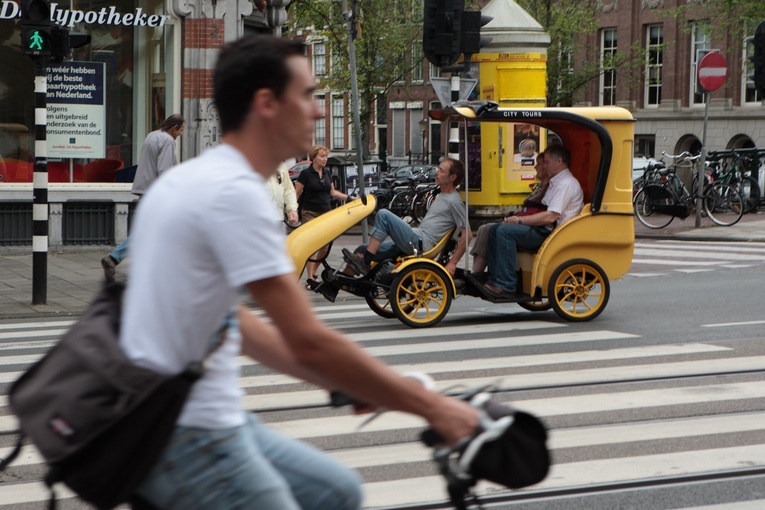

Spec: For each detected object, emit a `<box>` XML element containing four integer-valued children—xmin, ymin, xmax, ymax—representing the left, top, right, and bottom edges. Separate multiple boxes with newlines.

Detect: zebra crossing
<box><xmin>1</xmin><ymin>304</ymin><xmax>765</xmax><ymax>509</ymax></box>
<box><xmin>628</xmin><ymin>239</ymin><xmax>765</xmax><ymax>277</ymax></box>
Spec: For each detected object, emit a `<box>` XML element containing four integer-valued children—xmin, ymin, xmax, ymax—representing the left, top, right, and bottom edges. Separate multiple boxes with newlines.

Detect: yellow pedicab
<box><xmin>287</xmin><ymin>102</ymin><xmax>635</xmax><ymax>327</ymax></box>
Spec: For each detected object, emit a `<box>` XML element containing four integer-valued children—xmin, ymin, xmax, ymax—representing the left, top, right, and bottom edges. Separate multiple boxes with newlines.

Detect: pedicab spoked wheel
<box><xmin>390</xmin><ymin>262</ymin><xmax>452</xmax><ymax>328</ymax></box>
<box><xmin>517</xmin><ymin>298</ymin><xmax>552</xmax><ymax>312</ymax></box>
<box><xmin>548</xmin><ymin>259</ymin><xmax>610</xmax><ymax>322</ymax></box>
<box><xmin>365</xmin><ymin>285</ymin><xmax>396</xmax><ymax>319</ymax></box>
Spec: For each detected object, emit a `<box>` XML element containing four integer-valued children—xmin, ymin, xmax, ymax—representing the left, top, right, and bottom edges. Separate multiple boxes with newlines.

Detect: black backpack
<box><xmin>0</xmin><ymin>281</ymin><xmax>219</xmax><ymax>509</ymax></box>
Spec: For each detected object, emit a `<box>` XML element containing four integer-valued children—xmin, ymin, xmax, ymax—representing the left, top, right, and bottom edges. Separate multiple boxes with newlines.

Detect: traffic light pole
<box><xmin>32</xmin><ymin>58</ymin><xmax>48</xmax><ymax>304</ymax></box>
<box><xmin>342</xmin><ymin>0</ymin><xmax>368</xmax><ymax>243</ymax></box>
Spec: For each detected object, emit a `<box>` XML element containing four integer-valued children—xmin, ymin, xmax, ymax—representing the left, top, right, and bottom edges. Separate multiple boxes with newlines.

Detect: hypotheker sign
<box><xmin>0</xmin><ymin>1</ymin><xmax>171</xmax><ymax>28</ymax></box>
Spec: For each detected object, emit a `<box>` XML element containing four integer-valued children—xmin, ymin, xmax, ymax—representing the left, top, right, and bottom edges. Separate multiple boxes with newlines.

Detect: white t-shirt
<box><xmin>120</xmin><ymin>144</ymin><xmax>294</xmax><ymax>429</ymax></box>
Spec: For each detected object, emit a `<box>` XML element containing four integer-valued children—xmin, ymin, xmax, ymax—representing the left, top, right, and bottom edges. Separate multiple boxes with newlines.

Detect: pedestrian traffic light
<box><xmin>747</xmin><ymin>22</ymin><xmax>765</xmax><ymax>96</ymax></box>
<box><xmin>20</xmin><ymin>0</ymin><xmax>52</xmax><ymax>57</ymax></box>
<box><xmin>423</xmin><ymin>0</ymin><xmax>464</xmax><ymax>68</ymax></box>
<box><xmin>460</xmin><ymin>10</ymin><xmax>492</xmax><ymax>57</ymax></box>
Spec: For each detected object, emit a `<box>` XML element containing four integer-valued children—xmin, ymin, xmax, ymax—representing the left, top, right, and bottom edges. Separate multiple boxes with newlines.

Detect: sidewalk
<box><xmin>2</xmin><ymin>214</ymin><xmax>765</xmax><ymax>320</ymax></box>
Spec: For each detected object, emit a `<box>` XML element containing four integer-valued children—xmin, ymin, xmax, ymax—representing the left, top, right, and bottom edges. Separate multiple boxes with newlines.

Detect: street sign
<box><xmin>430</xmin><ymin>77</ymin><xmax>477</xmax><ymax>107</ymax></box>
<box><xmin>698</xmin><ymin>51</ymin><xmax>728</xmax><ymax>92</ymax></box>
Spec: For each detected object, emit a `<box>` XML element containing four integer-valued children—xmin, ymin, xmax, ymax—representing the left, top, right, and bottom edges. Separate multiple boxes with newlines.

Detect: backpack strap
<box><xmin>44</xmin><ymin>466</ymin><xmax>60</xmax><ymax>509</ymax></box>
<box><xmin>0</xmin><ymin>433</ymin><xmax>24</xmax><ymax>471</ymax></box>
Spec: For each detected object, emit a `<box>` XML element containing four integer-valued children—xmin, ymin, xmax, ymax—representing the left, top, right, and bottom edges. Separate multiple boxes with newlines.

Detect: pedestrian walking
<box><xmin>121</xmin><ymin>35</ymin><xmax>478</xmax><ymax>510</ymax></box>
<box><xmin>101</xmin><ymin>114</ymin><xmax>185</xmax><ymax>280</ymax></box>
<box><xmin>266</xmin><ymin>162</ymin><xmax>299</xmax><ymax>230</ymax></box>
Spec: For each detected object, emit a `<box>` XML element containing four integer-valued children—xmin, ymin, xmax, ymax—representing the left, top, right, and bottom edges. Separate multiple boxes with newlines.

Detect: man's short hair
<box><xmin>445</xmin><ymin>158</ymin><xmax>465</xmax><ymax>188</ymax></box>
<box><xmin>544</xmin><ymin>144</ymin><xmax>570</xmax><ymax>166</ymax></box>
<box><xmin>159</xmin><ymin>114</ymin><xmax>184</xmax><ymax>132</ymax></box>
<box><xmin>213</xmin><ymin>36</ymin><xmax>306</xmax><ymax>134</ymax></box>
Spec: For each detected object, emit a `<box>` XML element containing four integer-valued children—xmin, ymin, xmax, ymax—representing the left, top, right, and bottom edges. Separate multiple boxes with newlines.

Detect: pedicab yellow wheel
<box><xmin>390</xmin><ymin>263</ymin><xmax>452</xmax><ymax>328</ymax></box>
<box><xmin>365</xmin><ymin>286</ymin><xmax>396</xmax><ymax>319</ymax></box>
<box><xmin>518</xmin><ymin>298</ymin><xmax>552</xmax><ymax>312</ymax></box>
<box><xmin>548</xmin><ymin>259</ymin><xmax>610</xmax><ymax>322</ymax></box>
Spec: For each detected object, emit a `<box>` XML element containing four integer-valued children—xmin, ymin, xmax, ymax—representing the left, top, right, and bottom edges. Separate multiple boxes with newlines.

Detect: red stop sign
<box><xmin>698</xmin><ymin>52</ymin><xmax>728</xmax><ymax>92</ymax></box>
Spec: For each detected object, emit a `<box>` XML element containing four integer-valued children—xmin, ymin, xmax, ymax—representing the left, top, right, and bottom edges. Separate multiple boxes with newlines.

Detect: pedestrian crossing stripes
<box><xmin>1</xmin><ymin>303</ymin><xmax>764</xmax><ymax>509</ymax></box>
<box><xmin>628</xmin><ymin>240</ymin><xmax>765</xmax><ymax>277</ymax></box>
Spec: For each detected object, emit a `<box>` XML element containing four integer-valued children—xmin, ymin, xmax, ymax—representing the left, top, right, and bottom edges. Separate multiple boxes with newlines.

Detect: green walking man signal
<box><xmin>20</xmin><ymin>0</ymin><xmax>52</xmax><ymax>57</ymax></box>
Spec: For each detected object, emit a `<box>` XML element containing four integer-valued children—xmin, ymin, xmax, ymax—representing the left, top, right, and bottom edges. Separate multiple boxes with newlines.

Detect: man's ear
<box><xmin>251</xmin><ymin>88</ymin><xmax>279</xmax><ymax>120</ymax></box>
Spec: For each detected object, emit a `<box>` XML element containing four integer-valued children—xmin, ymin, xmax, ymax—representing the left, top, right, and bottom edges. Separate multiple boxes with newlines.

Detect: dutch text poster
<box><xmin>46</xmin><ymin>61</ymin><xmax>106</xmax><ymax>158</ymax></box>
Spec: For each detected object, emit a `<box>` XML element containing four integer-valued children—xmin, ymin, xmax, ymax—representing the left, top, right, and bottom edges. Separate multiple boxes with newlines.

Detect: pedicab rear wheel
<box><xmin>548</xmin><ymin>259</ymin><xmax>609</xmax><ymax>322</ymax></box>
<box><xmin>390</xmin><ymin>262</ymin><xmax>452</xmax><ymax>328</ymax></box>
<box><xmin>365</xmin><ymin>286</ymin><xmax>396</xmax><ymax>319</ymax></box>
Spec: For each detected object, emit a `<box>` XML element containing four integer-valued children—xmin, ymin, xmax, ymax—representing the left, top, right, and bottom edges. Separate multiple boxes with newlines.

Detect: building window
<box><xmin>691</xmin><ymin>22</ymin><xmax>711</xmax><ymax>105</ymax></box>
<box><xmin>600</xmin><ymin>29</ymin><xmax>617</xmax><ymax>106</ymax></box>
<box><xmin>410</xmin><ymin>109</ymin><xmax>423</xmax><ymax>159</ymax></box>
<box><xmin>743</xmin><ymin>30</ymin><xmax>763</xmax><ymax>104</ymax></box>
<box><xmin>429</xmin><ymin>63</ymin><xmax>441</xmax><ymax>79</ymax></box>
<box><xmin>315</xmin><ymin>96</ymin><xmax>326</xmax><ymax>147</ymax></box>
<box><xmin>635</xmin><ymin>135</ymin><xmax>656</xmax><ymax>158</ymax></box>
<box><xmin>392</xmin><ymin>109</ymin><xmax>406</xmax><ymax>157</ymax></box>
<box><xmin>556</xmin><ymin>44</ymin><xmax>575</xmax><ymax>107</ymax></box>
<box><xmin>331</xmin><ymin>96</ymin><xmax>344</xmax><ymax>149</ymax></box>
<box><xmin>411</xmin><ymin>43</ymin><xmax>423</xmax><ymax>83</ymax></box>
<box><xmin>645</xmin><ymin>25</ymin><xmax>663</xmax><ymax>108</ymax></box>
<box><xmin>313</xmin><ymin>42</ymin><xmax>326</xmax><ymax>77</ymax></box>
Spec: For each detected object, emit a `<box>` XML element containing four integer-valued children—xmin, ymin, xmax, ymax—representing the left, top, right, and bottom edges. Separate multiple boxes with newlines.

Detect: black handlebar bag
<box><xmin>1</xmin><ymin>282</ymin><xmax>209</xmax><ymax>510</ymax></box>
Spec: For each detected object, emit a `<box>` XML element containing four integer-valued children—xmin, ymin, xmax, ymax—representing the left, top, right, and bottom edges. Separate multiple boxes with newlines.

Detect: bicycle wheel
<box><xmin>634</xmin><ymin>187</ymin><xmax>674</xmax><ymax>229</ymax></box>
<box><xmin>389</xmin><ymin>192</ymin><xmax>413</xmax><ymax>223</ymax></box>
<box><xmin>411</xmin><ymin>189</ymin><xmax>430</xmax><ymax>223</ymax></box>
<box><xmin>703</xmin><ymin>182</ymin><xmax>744</xmax><ymax>226</ymax></box>
<box><xmin>732</xmin><ymin>176</ymin><xmax>761</xmax><ymax>214</ymax></box>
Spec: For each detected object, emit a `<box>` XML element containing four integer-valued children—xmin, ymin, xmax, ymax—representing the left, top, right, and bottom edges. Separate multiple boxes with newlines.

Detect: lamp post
<box><xmin>419</xmin><ymin>117</ymin><xmax>428</xmax><ymax>164</ymax></box>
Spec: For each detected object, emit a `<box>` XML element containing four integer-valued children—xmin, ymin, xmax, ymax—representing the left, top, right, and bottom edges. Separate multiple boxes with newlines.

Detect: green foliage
<box><xmin>287</xmin><ymin>0</ymin><xmax>424</xmax><ymax>153</ymax></box>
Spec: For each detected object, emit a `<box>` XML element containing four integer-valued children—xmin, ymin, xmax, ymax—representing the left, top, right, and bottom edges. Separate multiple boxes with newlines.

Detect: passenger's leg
<box><xmin>470</xmin><ymin>223</ymin><xmax>494</xmax><ymax>272</ymax></box>
<box><xmin>486</xmin><ymin>223</ymin><xmax>519</xmax><ymax>292</ymax></box>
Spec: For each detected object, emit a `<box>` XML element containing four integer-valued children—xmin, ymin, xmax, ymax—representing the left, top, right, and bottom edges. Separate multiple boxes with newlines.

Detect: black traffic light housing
<box><xmin>748</xmin><ymin>21</ymin><xmax>765</xmax><ymax>96</ymax></box>
<box><xmin>460</xmin><ymin>10</ymin><xmax>492</xmax><ymax>56</ymax></box>
<box><xmin>423</xmin><ymin>0</ymin><xmax>464</xmax><ymax>68</ymax></box>
<box><xmin>50</xmin><ymin>27</ymin><xmax>92</xmax><ymax>63</ymax></box>
<box><xmin>20</xmin><ymin>0</ymin><xmax>52</xmax><ymax>57</ymax></box>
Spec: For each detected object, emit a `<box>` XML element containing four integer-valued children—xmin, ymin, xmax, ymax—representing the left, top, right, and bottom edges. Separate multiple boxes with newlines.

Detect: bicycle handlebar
<box><xmin>661</xmin><ymin>150</ymin><xmax>692</xmax><ymax>160</ymax></box>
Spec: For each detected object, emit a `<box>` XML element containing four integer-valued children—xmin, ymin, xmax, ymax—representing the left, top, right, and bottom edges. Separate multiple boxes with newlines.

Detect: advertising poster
<box><xmin>46</xmin><ymin>61</ymin><xmax>106</xmax><ymax>158</ymax></box>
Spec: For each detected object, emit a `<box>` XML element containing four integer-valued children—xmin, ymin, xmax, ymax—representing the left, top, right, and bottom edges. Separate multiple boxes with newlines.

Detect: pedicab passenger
<box><xmin>470</xmin><ymin>151</ymin><xmax>549</xmax><ymax>273</ymax></box>
<box><xmin>482</xmin><ymin>144</ymin><xmax>583</xmax><ymax>298</ymax></box>
<box><xmin>345</xmin><ymin>158</ymin><xmax>471</xmax><ymax>277</ymax></box>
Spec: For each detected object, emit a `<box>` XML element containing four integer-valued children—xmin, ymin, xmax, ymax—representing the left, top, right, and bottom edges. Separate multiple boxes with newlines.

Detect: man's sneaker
<box><xmin>341</xmin><ymin>248</ymin><xmax>370</xmax><ymax>276</ymax></box>
<box><xmin>101</xmin><ymin>256</ymin><xmax>117</xmax><ymax>281</ymax></box>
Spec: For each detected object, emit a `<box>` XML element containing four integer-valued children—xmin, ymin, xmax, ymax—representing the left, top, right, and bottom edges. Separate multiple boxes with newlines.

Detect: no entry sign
<box><xmin>698</xmin><ymin>52</ymin><xmax>728</xmax><ymax>92</ymax></box>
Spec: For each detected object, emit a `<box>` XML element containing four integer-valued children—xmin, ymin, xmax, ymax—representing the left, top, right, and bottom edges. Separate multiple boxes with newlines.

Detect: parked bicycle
<box><xmin>707</xmin><ymin>150</ymin><xmax>761</xmax><ymax>214</ymax></box>
<box><xmin>634</xmin><ymin>151</ymin><xmax>744</xmax><ymax>228</ymax></box>
<box><xmin>410</xmin><ymin>182</ymin><xmax>440</xmax><ymax>223</ymax></box>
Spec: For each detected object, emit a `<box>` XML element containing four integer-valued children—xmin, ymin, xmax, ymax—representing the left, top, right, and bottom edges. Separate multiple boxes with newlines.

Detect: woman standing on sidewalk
<box><xmin>295</xmin><ymin>145</ymin><xmax>348</xmax><ymax>286</ymax></box>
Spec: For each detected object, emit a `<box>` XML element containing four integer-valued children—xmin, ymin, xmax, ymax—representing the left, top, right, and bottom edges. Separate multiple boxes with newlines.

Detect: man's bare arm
<box><xmin>243</xmin><ymin>274</ymin><xmax>478</xmax><ymax>444</ymax></box>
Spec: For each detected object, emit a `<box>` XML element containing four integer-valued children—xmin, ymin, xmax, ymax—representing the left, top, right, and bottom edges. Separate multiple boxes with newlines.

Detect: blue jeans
<box><xmin>136</xmin><ymin>414</ymin><xmax>363</xmax><ymax>510</ymax></box>
<box><xmin>109</xmin><ymin>237</ymin><xmax>129</xmax><ymax>263</ymax></box>
<box><xmin>486</xmin><ymin>223</ymin><xmax>548</xmax><ymax>292</ymax></box>
<box><xmin>371</xmin><ymin>209</ymin><xmax>421</xmax><ymax>255</ymax></box>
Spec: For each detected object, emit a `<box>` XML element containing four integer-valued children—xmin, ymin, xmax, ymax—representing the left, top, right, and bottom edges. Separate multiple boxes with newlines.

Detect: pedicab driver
<box><xmin>120</xmin><ymin>35</ymin><xmax>478</xmax><ymax>510</ymax></box>
<box><xmin>346</xmin><ymin>158</ymin><xmax>471</xmax><ymax>277</ymax></box>
<box><xmin>483</xmin><ymin>144</ymin><xmax>583</xmax><ymax>298</ymax></box>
